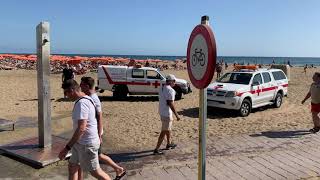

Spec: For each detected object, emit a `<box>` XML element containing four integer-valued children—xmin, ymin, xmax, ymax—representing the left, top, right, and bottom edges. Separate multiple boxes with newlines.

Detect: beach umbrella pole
<box><xmin>36</xmin><ymin>21</ymin><xmax>51</xmax><ymax>148</ymax></box>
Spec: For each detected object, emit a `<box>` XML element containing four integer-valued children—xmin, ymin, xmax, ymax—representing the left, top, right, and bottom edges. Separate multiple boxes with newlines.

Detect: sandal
<box><xmin>309</xmin><ymin>127</ymin><xmax>320</xmax><ymax>133</ymax></box>
<box><xmin>114</xmin><ymin>170</ymin><xmax>126</xmax><ymax>180</ymax></box>
<box><xmin>165</xmin><ymin>143</ymin><xmax>177</xmax><ymax>150</ymax></box>
<box><xmin>153</xmin><ymin>149</ymin><xmax>164</xmax><ymax>155</ymax></box>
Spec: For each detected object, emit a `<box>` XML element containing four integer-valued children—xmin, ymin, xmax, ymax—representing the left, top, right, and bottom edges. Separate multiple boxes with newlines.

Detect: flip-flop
<box><xmin>114</xmin><ymin>170</ymin><xmax>126</xmax><ymax>180</ymax></box>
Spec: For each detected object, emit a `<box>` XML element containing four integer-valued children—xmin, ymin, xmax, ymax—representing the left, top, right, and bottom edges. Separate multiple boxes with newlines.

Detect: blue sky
<box><xmin>0</xmin><ymin>0</ymin><xmax>320</xmax><ymax>57</ymax></box>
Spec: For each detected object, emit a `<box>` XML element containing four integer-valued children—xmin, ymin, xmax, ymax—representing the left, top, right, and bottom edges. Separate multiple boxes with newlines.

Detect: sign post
<box><xmin>187</xmin><ymin>16</ymin><xmax>217</xmax><ymax>180</ymax></box>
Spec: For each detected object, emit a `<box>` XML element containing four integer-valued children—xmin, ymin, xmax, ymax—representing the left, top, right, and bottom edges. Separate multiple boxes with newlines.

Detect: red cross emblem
<box><xmin>153</xmin><ymin>81</ymin><xmax>160</xmax><ymax>88</ymax></box>
<box><xmin>256</xmin><ymin>86</ymin><xmax>261</xmax><ymax>96</ymax></box>
<box><xmin>214</xmin><ymin>86</ymin><xmax>223</xmax><ymax>90</ymax></box>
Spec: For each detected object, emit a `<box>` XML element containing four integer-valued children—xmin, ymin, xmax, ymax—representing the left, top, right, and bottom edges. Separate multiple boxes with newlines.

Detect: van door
<box><xmin>272</xmin><ymin>71</ymin><xmax>288</xmax><ymax>95</ymax></box>
<box><xmin>145</xmin><ymin>70</ymin><xmax>164</xmax><ymax>94</ymax></box>
<box><xmin>251</xmin><ymin>73</ymin><xmax>264</xmax><ymax>106</ymax></box>
<box><xmin>127</xmin><ymin>68</ymin><xmax>147</xmax><ymax>94</ymax></box>
<box><xmin>261</xmin><ymin>72</ymin><xmax>275</xmax><ymax>102</ymax></box>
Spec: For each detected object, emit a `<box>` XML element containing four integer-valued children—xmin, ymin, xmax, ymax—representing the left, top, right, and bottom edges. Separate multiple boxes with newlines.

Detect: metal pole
<box><xmin>198</xmin><ymin>15</ymin><xmax>209</xmax><ymax>180</ymax></box>
<box><xmin>36</xmin><ymin>21</ymin><xmax>51</xmax><ymax>148</ymax></box>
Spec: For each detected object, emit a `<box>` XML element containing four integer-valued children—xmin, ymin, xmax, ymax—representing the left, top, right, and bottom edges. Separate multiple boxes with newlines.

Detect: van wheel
<box><xmin>113</xmin><ymin>85</ymin><xmax>128</xmax><ymax>99</ymax></box>
<box><xmin>273</xmin><ymin>92</ymin><xmax>283</xmax><ymax>108</ymax></box>
<box><xmin>239</xmin><ymin>99</ymin><xmax>251</xmax><ymax>117</ymax></box>
<box><xmin>173</xmin><ymin>87</ymin><xmax>182</xmax><ymax>100</ymax></box>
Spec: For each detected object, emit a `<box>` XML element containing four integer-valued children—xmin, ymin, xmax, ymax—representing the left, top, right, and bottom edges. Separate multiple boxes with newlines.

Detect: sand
<box><xmin>0</xmin><ymin>66</ymin><xmax>318</xmax><ymax>153</ymax></box>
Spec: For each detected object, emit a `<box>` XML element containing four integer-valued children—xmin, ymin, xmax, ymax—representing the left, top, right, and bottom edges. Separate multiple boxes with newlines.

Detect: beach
<box><xmin>0</xmin><ymin>65</ymin><xmax>318</xmax><ymax>153</ymax></box>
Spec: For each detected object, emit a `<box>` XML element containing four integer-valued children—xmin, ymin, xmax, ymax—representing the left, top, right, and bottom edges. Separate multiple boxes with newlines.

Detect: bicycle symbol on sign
<box><xmin>192</xmin><ymin>48</ymin><xmax>206</xmax><ymax>67</ymax></box>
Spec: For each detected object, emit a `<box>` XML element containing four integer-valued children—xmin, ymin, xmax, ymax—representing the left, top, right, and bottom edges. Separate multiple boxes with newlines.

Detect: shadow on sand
<box><xmin>250</xmin><ymin>130</ymin><xmax>311</xmax><ymax>139</ymax></box>
<box><xmin>179</xmin><ymin>106</ymin><xmax>277</xmax><ymax>119</ymax></box>
<box><xmin>55</xmin><ymin>98</ymin><xmax>74</xmax><ymax>102</ymax></box>
<box><xmin>107</xmin><ymin>150</ymin><xmax>156</xmax><ymax>163</ymax></box>
<box><xmin>179</xmin><ymin>107</ymin><xmax>239</xmax><ymax>119</ymax></box>
<box><xmin>98</xmin><ymin>96</ymin><xmax>159</xmax><ymax>102</ymax></box>
<box><xmin>20</xmin><ymin>98</ymin><xmax>55</xmax><ymax>102</ymax></box>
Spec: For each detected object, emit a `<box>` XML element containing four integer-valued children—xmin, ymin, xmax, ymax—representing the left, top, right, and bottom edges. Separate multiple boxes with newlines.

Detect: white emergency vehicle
<box><xmin>207</xmin><ymin>66</ymin><xmax>288</xmax><ymax>116</ymax></box>
<box><xmin>97</xmin><ymin>65</ymin><xmax>192</xmax><ymax>99</ymax></box>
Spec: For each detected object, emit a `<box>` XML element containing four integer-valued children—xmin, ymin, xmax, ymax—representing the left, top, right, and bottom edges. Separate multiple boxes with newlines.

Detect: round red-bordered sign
<box><xmin>187</xmin><ymin>24</ymin><xmax>217</xmax><ymax>89</ymax></box>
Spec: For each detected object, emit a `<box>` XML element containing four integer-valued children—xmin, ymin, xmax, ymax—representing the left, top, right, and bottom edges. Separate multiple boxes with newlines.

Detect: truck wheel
<box><xmin>239</xmin><ymin>99</ymin><xmax>251</xmax><ymax>117</ymax></box>
<box><xmin>113</xmin><ymin>85</ymin><xmax>128</xmax><ymax>100</ymax></box>
<box><xmin>273</xmin><ymin>92</ymin><xmax>283</xmax><ymax>108</ymax></box>
<box><xmin>173</xmin><ymin>87</ymin><xmax>182</xmax><ymax>100</ymax></box>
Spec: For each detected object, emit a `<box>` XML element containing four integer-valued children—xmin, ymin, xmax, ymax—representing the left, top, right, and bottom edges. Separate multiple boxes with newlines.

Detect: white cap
<box><xmin>166</xmin><ymin>74</ymin><xmax>176</xmax><ymax>81</ymax></box>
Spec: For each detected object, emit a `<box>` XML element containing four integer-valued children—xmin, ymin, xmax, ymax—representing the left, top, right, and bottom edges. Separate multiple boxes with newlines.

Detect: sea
<box><xmin>61</xmin><ymin>54</ymin><xmax>320</xmax><ymax>67</ymax></box>
<box><xmin>5</xmin><ymin>53</ymin><xmax>320</xmax><ymax>66</ymax></box>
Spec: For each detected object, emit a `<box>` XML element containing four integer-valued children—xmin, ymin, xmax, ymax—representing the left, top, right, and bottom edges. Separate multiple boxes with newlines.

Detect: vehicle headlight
<box><xmin>225</xmin><ymin>91</ymin><xmax>238</xmax><ymax>97</ymax></box>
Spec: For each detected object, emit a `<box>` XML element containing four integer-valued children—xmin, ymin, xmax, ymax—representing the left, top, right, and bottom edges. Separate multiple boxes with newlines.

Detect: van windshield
<box><xmin>217</xmin><ymin>73</ymin><xmax>252</xmax><ymax>85</ymax></box>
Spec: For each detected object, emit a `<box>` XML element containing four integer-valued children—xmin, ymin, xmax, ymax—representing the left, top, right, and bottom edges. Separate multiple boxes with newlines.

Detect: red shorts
<box><xmin>311</xmin><ymin>103</ymin><xmax>320</xmax><ymax>112</ymax></box>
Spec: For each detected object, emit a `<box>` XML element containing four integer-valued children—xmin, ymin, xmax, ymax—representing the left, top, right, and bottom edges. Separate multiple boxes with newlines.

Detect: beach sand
<box><xmin>0</xmin><ymin>66</ymin><xmax>318</xmax><ymax>153</ymax></box>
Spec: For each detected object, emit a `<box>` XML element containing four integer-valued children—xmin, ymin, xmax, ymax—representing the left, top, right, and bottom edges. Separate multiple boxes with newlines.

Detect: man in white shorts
<box><xmin>80</xmin><ymin>76</ymin><xmax>126</xmax><ymax>180</ymax></box>
<box><xmin>58</xmin><ymin>79</ymin><xmax>111</xmax><ymax>180</ymax></box>
<box><xmin>153</xmin><ymin>74</ymin><xmax>180</xmax><ymax>155</ymax></box>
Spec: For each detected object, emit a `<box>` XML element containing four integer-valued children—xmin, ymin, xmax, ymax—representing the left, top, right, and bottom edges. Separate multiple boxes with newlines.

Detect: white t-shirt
<box><xmin>90</xmin><ymin>93</ymin><xmax>104</xmax><ymax>135</ymax></box>
<box><xmin>90</xmin><ymin>93</ymin><xmax>102</xmax><ymax>113</ymax></box>
<box><xmin>159</xmin><ymin>85</ymin><xmax>175</xmax><ymax>118</ymax></box>
<box><xmin>72</xmin><ymin>95</ymin><xmax>100</xmax><ymax>145</ymax></box>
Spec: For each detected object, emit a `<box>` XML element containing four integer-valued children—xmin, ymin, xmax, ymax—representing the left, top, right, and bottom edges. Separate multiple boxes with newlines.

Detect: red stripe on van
<box><xmin>237</xmin><ymin>86</ymin><xmax>279</xmax><ymax>96</ymax></box>
<box><xmin>261</xmin><ymin>86</ymin><xmax>277</xmax><ymax>92</ymax></box>
<box><xmin>236</xmin><ymin>83</ymin><xmax>287</xmax><ymax>97</ymax></box>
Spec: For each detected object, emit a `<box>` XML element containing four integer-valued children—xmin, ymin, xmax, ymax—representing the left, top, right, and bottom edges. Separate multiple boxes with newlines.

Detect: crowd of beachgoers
<box><xmin>0</xmin><ymin>54</ymin><xmax>187</xmax><ymax>72</ymax></box>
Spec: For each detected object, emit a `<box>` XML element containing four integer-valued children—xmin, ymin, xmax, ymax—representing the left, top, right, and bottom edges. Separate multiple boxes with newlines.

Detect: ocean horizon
<box><xmin>55</xmin><ymin>54</ymin><xmax>320</xmax><ymax>66</ymax></box>
<box><xmin>1</xmin><ymin>53</ymin><xmax>320</xmax><ymax>66</ymax></box>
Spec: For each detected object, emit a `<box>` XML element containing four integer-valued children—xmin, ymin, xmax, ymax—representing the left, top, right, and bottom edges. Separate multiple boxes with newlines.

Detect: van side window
<box><xmin>146</xmin><ymin>70</ymin><xmax>161</xmax><ymax>79</ymax></box>
<box><xmin>252</xmin><ymin>73</ymin><xmax>263</xmax><ymax>85</ymax></box>
<box><xmin>132</xmin><ymin>69</ymin><xmax>144</xmax><ymax>78</ymax></box>
<box><xmin>272</xmin><ymin>71</ymin><xmax>286</xmax><ymax>80</ymax></box>
<box><xmin>262</xmin><ymin>72</ymin><xmax>271</xmax><ymax>83</ymax></box>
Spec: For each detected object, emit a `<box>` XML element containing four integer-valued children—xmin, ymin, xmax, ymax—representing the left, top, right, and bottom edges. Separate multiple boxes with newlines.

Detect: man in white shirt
<box><xmin>154</xmin><ymin>74</ymin><xmax>180</xmax><ymax>155</ymax></box>
<box><xmin>80</xmin><ymin>77</ymin><xmax>126</xmax><ymax>180</ymax></box>
<box><xmin>58</xmin><ymin>79</ymin><xmax>111</xmax><ymax>180</ymax></box>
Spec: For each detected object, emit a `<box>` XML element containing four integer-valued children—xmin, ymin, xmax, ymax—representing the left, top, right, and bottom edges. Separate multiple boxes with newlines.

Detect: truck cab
<box><xmin>207</xmin><ymin>66</ymin><xmax>288</xmax><ymax>116</ymax></box>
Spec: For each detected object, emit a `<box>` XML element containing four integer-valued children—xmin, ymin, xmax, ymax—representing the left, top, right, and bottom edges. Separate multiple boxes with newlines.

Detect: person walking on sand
<box><xmin>62</xmin><ymin>64</ymin><xmax>75</xmax><ymax>83</ymax></box>
<box><xmin>58</xmin><ymin>79</ymin><xmax>111</xmax><ymax>180</ymax></box>
<box><xmin>62</xmin><ymin>64</ymin><xmax>75</xmax><ymax>98</ymax></box>
<box><xmin>304</xmin><ymin>64</ymin><xmax>308</xmax><ymax>75</ymax></box>
<box><xmin>80</xmin><ymin>77</ymin><xmax>126</xmax><ymax>180</ymax></box>
<box><xmin>302</xmin><ymin>72</ymin><xmax>320</xmax><ymax>133</ymax></box>
<box><xmin>216</xmin><ymin>63</ymin><xmax>222</xmax><ymax>79</ymax></box>
<box><xmin>153</xmin><ymin>74</ymin><xmax>180</xmax><ymax>155</ymax></box>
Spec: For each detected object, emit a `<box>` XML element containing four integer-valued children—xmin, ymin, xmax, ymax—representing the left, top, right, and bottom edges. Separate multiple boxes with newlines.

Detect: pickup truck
<box><xmin>207</xmin><ymin>67</ymin><xmax>288</xmax><ymax>116</ymax></box>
